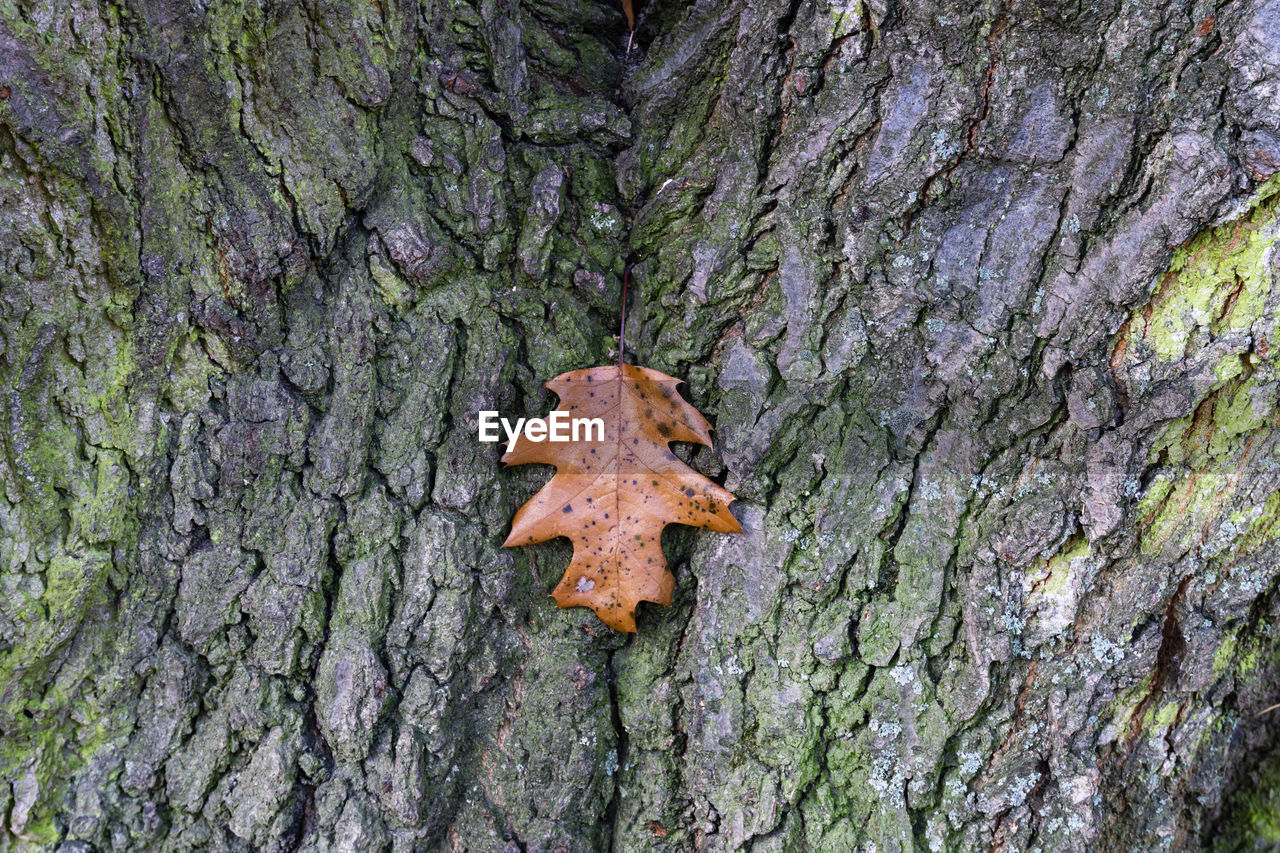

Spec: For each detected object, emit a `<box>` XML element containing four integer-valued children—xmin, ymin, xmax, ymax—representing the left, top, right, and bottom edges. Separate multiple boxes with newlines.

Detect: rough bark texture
<box><xmin>3</xmin><ymin>0</ymin><xmax>1280</xmax><ymax>849</ymax></box>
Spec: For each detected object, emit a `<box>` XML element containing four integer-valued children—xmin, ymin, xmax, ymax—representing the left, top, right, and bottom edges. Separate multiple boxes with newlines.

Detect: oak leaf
<box><xmin>502</xmin><ymin>364</ymin><xmax>741</xmax><ymax>632</ymax></box>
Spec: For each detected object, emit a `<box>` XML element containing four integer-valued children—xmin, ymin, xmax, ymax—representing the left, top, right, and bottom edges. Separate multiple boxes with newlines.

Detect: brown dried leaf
<box><xmin>502</xmin><ymin>364</ymin><xmax>741</xmax><ymax>632</ymax></box>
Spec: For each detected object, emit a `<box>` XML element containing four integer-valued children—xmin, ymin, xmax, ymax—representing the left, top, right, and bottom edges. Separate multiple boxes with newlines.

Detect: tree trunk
<box><xmin>3</xmin><ymin>0</ymin><xmax>1280</xmax><ymax>849</ymax></box>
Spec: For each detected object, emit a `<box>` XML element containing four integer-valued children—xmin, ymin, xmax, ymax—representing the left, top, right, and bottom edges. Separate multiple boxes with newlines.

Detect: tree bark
<box><xmin>2</xmin><ymin>0</ymin><xmax>1280</xmax><ymax>849</ymax></box>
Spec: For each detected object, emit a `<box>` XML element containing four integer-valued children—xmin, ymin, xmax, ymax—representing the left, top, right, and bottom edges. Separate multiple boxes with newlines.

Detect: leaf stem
<box><xmin>619</xmin><ymin>263</ymin><xmax>631</xmax><ymax>367</ymax></box>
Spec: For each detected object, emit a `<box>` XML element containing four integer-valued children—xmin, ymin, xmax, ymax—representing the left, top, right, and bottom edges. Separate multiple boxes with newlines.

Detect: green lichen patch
<box><xmin>1131</xmin><ymin>174</ymin><xmax>1280</xmax><ymax>362</ymax></box>
<box><xmin>1131</xmin><ymin>188</ymin><xmax>1280</xmax><ymax>560</ymax></box>
<box><xmin>1216</xmin><ymin>750</ymin><xmax>1280</xmax><ymax>847</ymax></box>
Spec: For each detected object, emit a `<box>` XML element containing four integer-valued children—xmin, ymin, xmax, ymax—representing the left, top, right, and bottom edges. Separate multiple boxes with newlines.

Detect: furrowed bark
<box><xmin>1</xmin><ymin>0</ymin><xmax>1279</xmax><ymax>850</ymax></box>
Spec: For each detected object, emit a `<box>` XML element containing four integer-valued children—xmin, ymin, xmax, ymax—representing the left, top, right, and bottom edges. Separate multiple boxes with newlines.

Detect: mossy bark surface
<box><xmin>2</xmin><ymin>0</ymin><xmax>1280</xmax><ymax>849</ymax></box>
